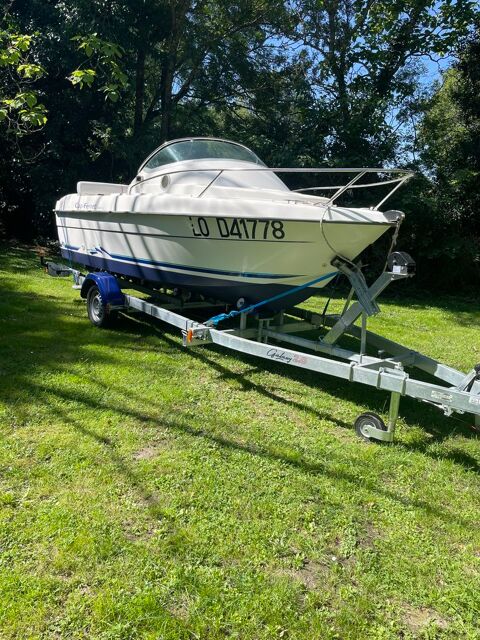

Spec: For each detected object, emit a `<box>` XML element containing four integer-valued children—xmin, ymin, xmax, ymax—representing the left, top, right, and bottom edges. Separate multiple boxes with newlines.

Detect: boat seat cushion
<box><xmin>77</xmin><ymin>182</ymin><xmax>128</xmax><ymax>195</ymax></box>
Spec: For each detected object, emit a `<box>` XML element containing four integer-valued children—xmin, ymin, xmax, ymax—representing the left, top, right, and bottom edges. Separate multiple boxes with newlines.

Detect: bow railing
<box><xmin>130</xmin><ymin>167</ymin><xmax>413</xmax><ymax>209</ymax></box>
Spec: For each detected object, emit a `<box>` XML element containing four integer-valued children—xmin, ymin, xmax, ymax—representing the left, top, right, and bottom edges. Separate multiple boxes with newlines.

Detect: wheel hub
<box><xmin>92</xmin><ymin>294</ymin><xmax>103</xmax><ymax>322</ymax></box>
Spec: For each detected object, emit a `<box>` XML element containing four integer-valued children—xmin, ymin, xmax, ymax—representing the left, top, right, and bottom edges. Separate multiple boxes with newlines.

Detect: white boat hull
<box><xmin>56</xmin><ymin>193</ymin><xmax>394</xmax><ymax>310</ymax></box>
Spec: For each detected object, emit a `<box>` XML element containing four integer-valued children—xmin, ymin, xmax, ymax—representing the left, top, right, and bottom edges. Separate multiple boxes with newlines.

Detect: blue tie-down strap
<box><xmin>205</xmin><ymin>271</ymin><xmax>337</xmax><ymax>327</ymax></box>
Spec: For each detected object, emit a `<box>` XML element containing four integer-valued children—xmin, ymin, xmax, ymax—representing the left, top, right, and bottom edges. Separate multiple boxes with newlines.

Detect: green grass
<box><xmin>1</xmin><ymin>245</ymin><xmax>479</xmax><ymax>639</ymax></box>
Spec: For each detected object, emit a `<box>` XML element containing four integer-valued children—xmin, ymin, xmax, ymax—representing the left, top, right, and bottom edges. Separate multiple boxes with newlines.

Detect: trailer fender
<box><xmin>80</xmin><ymin>272</ymin><xmax>125</xmax><ymax>307</ymax></box>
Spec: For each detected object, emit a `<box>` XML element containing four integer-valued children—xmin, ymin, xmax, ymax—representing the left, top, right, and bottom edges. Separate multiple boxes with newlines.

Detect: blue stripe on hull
<box><xmin>61</xmin><ymin>248</ymin><xmax>334</xmax><ymax>311</ymax></box>
<box><xmin>63</xmin><ymin>244</ymin><xmax>298</xmax><ymax>279</ymax></box>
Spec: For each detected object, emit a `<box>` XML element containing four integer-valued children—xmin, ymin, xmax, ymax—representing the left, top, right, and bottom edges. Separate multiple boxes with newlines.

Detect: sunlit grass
<box><xmin>1</xmin><ymin>245</ymin><xmax>479</xmax><ymax>639</ymax></box>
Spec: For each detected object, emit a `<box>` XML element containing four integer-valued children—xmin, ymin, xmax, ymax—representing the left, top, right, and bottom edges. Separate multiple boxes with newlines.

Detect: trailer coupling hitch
<box><xmin>182</xmin><ymin>325</ymin><xmax>210</xmax><ymax>346</ymax></box>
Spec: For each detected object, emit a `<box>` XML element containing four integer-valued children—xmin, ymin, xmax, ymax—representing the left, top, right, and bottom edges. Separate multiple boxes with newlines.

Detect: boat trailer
<box><xmin>45</xmin><ymin>254</ymin><xmax>480</xmax><ymax>443</ymax></box>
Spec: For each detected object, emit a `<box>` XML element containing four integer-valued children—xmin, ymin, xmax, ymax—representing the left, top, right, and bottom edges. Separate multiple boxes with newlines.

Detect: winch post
<box><xmin>322</xmin><ymin>253</ymin><xmax>415</xmax><ymax>346</ymax></box>
<box><xmin>341</xmin><ymin>287</ymin><xmax>355</xmax><ymax>316</ymax></box>
<box><xmin>331</xmin><ymin>257</ymin><xmax>380</xmax><ymax>316</ymax></box>
<box><xmin>321</xmin><ymin>271</ymin><xmax>392</xmax><ymax>345</ymax></box>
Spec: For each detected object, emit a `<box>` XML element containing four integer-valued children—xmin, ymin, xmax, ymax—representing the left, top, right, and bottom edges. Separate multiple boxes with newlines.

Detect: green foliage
<box><xmin>290</xmin><ymin>0</ymin><xmax>477</xmax><ymax>163</ymax></box>
<box><xmin>0</xmin><ymin>29</ymin><xmax>47</xmax><ymax>134</ymax></box>
<box><xmin>69</xmin><ymin>34</ymin><xmax>128</xmax><ymax>102</ymax></box>
<box><xmin>68</xmin><ymin>68</ymin><xmax>96</xmax><ymax>88</ymax></box>
<box><xmin>411</xmin><ymin>24</ymin><xmax>480</xmax><ymax>288</ymax></box>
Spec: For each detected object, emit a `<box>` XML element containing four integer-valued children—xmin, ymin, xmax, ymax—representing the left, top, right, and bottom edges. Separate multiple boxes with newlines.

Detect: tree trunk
<box><xmin>326</xmin><ymin>2</ymin><xmax>350</xmax><ymax>146</ymax></box>
<box><xmin>133</xmin><ymin>46</ymin><xmax>146</xmax><ymax>135</ymax></box>
<box><xmin>159</xmin><ymin>0</ymin><xmax>191</xmax><ymax>141</ymax></box>
<box><xmin>159</xmin><ymin>56</ymin><xmax>174</xmax><ymax>141</ymax></box>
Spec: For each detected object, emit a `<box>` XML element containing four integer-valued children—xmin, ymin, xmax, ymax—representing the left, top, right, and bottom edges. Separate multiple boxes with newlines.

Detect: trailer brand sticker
<box><xmin>469</xmin><ymin>396</ymin><xmax>480</xmax><ymax>406</ymax></box>
<box><xmin>266</xmin><ymin>348</ymin><xmax>309</xmax><ymax>366</ymax></box>
<box><xmin>267</xmin><ymin>348</ymin><xmax>292</xmax><ymax>364</ymax></box>
<box><xmin>189</xmin><ymin>216</ymin><xmax>286</xmax><ymax>240</ymax></box>
<box><xmin>430</xmin><ymin>390</ymin><xmax>453</xmax><ymax>402</ymax></box>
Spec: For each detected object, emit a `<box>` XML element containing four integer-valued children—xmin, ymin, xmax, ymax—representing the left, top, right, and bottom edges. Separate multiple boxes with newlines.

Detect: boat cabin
<box><xmin>130</xmin><ymin>137</ymin><xmax>289</xmax><ymax>197</ymax></box>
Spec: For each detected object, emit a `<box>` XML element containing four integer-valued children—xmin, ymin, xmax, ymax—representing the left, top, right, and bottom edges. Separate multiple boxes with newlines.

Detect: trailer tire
<box><xmin>354</xmin><ymin>412</ymin><xmax>387</xmax><ymax>443</ymax></box>
<box><xmin>87</xmin><ymin>285</ymin><xmax>116</xmax><ymax>327</ymax></box>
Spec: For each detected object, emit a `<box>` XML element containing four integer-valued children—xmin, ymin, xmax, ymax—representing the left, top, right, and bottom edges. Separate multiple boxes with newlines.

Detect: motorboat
<box><xmin>55</xmin><ymin>137</ymin><xmax>412</xmax><ymax>311</ymax></box>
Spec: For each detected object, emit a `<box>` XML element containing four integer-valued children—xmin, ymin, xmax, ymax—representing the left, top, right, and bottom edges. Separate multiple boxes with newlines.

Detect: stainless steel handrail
<box><xmin>128</xmin><ymin>167</ymin><xmax>414</xmax><ymax>209</ymax></box>
<box><xmin>292</xmin><ymin>175</ymin><xmax>408</xmax><ymax>191</ymax></box>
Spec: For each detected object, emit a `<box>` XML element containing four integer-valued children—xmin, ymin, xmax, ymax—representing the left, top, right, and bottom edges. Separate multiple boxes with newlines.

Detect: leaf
<box><xmin>12</xmin><ymin>34</ymin><xmax>32</xmax><ymax>52</ymax></box>
<box><xmin>68</xmin><ymin>68</ymin><xmax>96</xmax><ymax>87</ymax></box>
<box><xmin>17</xmin><ymin>63</ymin><xmax>44</xmax><ymax>79</ymax></box>
<box><xmin>26</xmin><ymin>92</ymin><xmax>38</xmax><ymax>108</ymax></box>
<box><xmin>101</xmin><ymin>84</ymin><xmax>120</xmax><ymax>101</ymax></box>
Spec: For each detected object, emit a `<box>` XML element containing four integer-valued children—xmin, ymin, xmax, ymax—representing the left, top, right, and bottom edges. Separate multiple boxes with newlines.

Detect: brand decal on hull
<box><xmin>74</xmin><ymin>203</ymin><xmax>102</xmax><ymax>210</ymax></box>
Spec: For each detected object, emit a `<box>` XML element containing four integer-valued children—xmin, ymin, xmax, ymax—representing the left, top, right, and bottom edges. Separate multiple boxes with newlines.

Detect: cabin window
<box><xmin>143</xmin><ymin>139</ymin><xmax>265</xmax><ymax>170</ymax></box>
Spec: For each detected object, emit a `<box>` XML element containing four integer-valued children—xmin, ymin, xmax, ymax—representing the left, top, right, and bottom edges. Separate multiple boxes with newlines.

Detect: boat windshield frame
<box><xmin>139</xmin><ymin>137</ymin><xmax>266</xmax><ymax>172</ymax></box>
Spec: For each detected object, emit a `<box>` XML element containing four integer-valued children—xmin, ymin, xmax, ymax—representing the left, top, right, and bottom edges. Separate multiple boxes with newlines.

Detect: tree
<box><xmin>0</xmin><ymin>0</ymin><xmax>292</xmax><ymax>237</ymax></box>
<box><xmin>414</xmin><ymin>23</ymin><xmax>480</xmax><ymax>287</ymax></box>
<box><xmin>0</xmin><ymin>29</ymin><xmax>47</xmax><ymax>134</ymax></box>
<box><xmin>289</xmin><ymin>0</ymin><xmax>477</xmax><ymax>164</ymax></box>
<box><xmin>60</xmin><ymin>0</ymin><xmax>290</xmax><ymax>167</ymax></box>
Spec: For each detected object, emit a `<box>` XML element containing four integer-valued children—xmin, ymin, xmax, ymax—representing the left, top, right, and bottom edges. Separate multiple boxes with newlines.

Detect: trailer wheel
<box><xmin>87</xmin><ymin>285</ymin><xmax>116</xmax><ymax>327</ymax></box>
<box><xmin>354</xmin><ymin>412</ymin><xmax>387</xmax><ymax>443</ymax></box>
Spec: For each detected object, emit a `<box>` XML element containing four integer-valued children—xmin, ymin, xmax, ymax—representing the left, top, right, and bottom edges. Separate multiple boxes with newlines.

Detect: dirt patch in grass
<box><xmin>122</xmin><ymin>518</ymin><xmax>157</xmax><ymax>541</ymax></box>
<box><xmin>295</xmin><ymin>560</ymin><xmax>330</xmax><ymax>589</ymax></box>
<box><xmin>132</xmin><ymin>446</ymin><xmax>159</xmax><ymax>460</ymax></box>
<box><xmin>356</xmin><ymin>521</ymin><xmax>378</xmax><ymax>552</ymax></box>
<box><xmin>168</xmin><ymin>593</ymin><xmax>192</xmax><ymax>622</ymax></box>
<box><xmin>272</xmin><ymin>560</ymin><xmax>330</xmax><ymax>590</ymax></box>
<box><xmin>402</xmin><ymin>604</ymin><xmax>449</xmax><ymax>633</ymax></box>
<box><xmin>132</xmin><ymin>432</ymin><xmax>174</xmax><ymax>460</ymax></box>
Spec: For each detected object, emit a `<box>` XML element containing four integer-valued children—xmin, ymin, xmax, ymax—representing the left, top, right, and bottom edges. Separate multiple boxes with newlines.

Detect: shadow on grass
<box><xmin>1</xmin><ymin>245</ymin><xmax>479</xmax><ymax>491</ymax></box>
<box><xmin>0</xmin><ymin>282</ymin><xmax>129</xmax><ymax>380</ymax></box>
<box><xmin>21</xmin><ymin>377</ymin><xmax>478</xmax><ymax>530</ymax></box>
<box><xmin>83</xmin><ymin>307</ymin><xmax>480</xmax><ymax>478</ymax></box>
<box><xmin>164</xmin><ymin>328</ymin><xmax>480</xmax><ymax>474</ymax></box>
<box><xmin>45</xmin><ymin>398</ymin><xmax>174</xmax><ymax>525</ymax></box>
<box><xmin>318</xmin><ymin>279</ymin><xmax>479</xmax><ymax>328</ymax></box>
<box><xmin>113</xmin><ymin>308</ymin><xmax>480</xmax><ymax>440</ymax></box>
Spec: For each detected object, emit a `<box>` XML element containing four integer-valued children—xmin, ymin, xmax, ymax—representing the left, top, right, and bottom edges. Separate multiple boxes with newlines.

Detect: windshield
<box><xmin>143</xmin><ymin>139</ymin><xmax>265</xmax><ymax>170</ymax></box>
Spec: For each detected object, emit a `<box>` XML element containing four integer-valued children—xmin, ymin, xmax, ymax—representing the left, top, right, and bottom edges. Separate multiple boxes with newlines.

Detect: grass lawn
<box><xmin>1</xmin><ymin>245</ymin><xmax>479</xmax><ymax>639</ymax></box>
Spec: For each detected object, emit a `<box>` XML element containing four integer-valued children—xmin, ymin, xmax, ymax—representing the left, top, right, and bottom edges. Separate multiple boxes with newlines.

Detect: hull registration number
<box><xmin>189</xmin><ymin>216</ymin><xmax>285</xmax><ymax>240</ymax></box>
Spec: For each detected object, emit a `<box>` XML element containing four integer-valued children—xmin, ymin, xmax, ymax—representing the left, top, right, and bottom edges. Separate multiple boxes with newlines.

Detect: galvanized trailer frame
<box><xmin>45</xmin><ymin>256</ymin><xmax>480</xmax><ymax>443</ymax></box>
